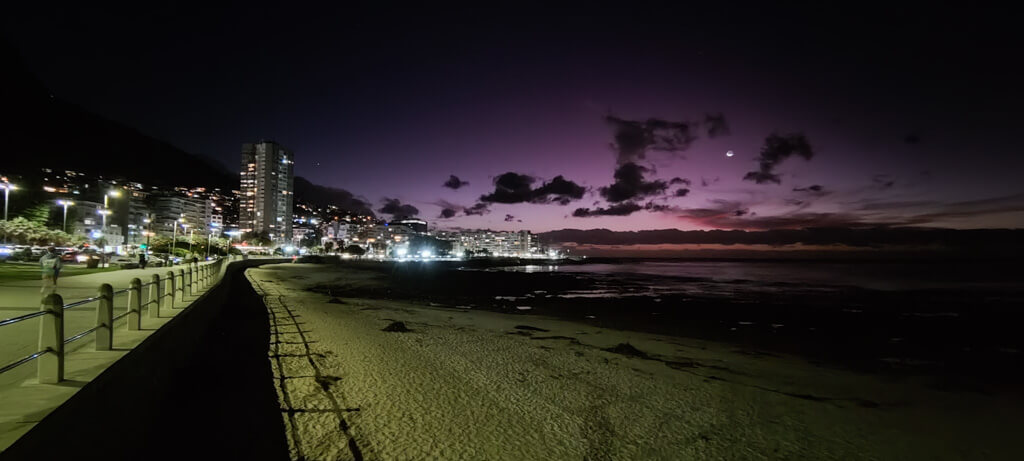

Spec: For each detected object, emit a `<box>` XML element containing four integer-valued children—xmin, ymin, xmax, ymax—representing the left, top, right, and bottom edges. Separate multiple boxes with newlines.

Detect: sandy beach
<box><xmin>248</xmin><ymin>263</ymin><xmax>1022</xmax><ymax>460</ymax></box>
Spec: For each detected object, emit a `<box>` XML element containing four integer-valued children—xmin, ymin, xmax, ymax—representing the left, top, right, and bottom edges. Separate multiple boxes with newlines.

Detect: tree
<box><xmin>299</xmin><ymin>230</ymin><xmax>320</xmax><ymax>249</ymax></box>
<box><xmin>241</xmin><ymin>230</ymin><xmax>272</xmax><ymax>247</ymax></box>
<box><xmin>343</xmin><ymin>245</ymin><xmax>366</xmax><ymax>256</ymax></box>
<box><xmin>0</xmin><ymin>217</ymin><xmax>79</xmax><ymax>246</ymax></box>
<box><xmin>324</xmin><ymin>241</ymin><xmax>335</xmax><ymax>253</ymax></box>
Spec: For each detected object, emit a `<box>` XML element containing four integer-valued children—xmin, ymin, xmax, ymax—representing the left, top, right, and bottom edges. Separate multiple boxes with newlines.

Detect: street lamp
<box><xmin>97</xmin><ymin>208</ymin><xmax>111</xmax><ymax>238</ymax></box>
<box><xmin>103</xmin><ymin>189</ymin><xmax>121</xmax><ymax>209</ymax></box>
<box><xmin>2</xmin><ymin>182</ymin><xmax>15</xmax><ymax>244</ymax></box>
<box><xmin>103</xmin><ymin>190</ymin><xmax>120</xmax><ymax>252</ymax></box>
<box><xmin>57</xmin><ymin>200</ymin><xmax>74</xmax><ymax>232</ymax></box>
<box><xmin>1</xmin><ymin>182</ymin><xmax>16</xmax><ymax>222</ymax></box>
<box><xmin>171</xmin><ymin>217</ymin><xmax>184</xmax><ymax>262</ymax></box>
<box><xmin>187</xmin><ymin>228</ymin><xmax>194</xmax><ymax>255</ymax></box>
<box><xmin>143</xmin><ymin>216</ymin><xmax>152</xmax><ymax>254</ymax></box>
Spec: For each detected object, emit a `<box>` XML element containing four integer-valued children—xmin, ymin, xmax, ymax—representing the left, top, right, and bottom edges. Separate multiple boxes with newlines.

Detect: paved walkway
<box><xmin>0</xmin><ymin>259</ymin><xmax>288</xmax><ymax>460</ymax></box>
<box><xmin>0</xmin><ymin>258</ymin><xmax>235</xmax><ymax>450</ymax></box>
<box><xmin>0</xmin><ymin>262</ymin><xmax>211</xmax><ymax>375</ymax></box>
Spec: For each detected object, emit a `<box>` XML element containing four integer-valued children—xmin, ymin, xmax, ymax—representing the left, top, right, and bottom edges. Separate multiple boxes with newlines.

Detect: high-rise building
<box><xmin>151</xmin><ymin>194</ymin><xmax>213</xmax><ymax>237</ymax></box>
<box><xmin>240</xmin><ymin>141</ymin><xmax>294</xmax><ymax>242</ymax></box>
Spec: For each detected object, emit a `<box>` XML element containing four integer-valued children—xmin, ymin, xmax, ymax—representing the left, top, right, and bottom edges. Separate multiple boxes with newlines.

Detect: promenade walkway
<box><xmin>0</xmin><ymin>258</ymin><xmax>288</xmax><ymax>460</ymax></box>
<box><xmin>0</xmin><ymin>259</ymin><xmax>230</xmax><ymax>450</ymax></box>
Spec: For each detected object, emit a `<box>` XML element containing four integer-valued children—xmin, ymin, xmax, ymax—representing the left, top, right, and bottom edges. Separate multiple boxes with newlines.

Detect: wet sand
<box><xmin>249</xmin><ymin>263</ymin><xmax>1023</xmax><ymax>460</ymax></box>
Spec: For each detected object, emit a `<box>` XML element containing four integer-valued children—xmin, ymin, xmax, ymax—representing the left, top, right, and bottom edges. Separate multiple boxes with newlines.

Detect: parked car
<box><xmin>110</xmin><ymin>256</ymin><xmax>139</xmax><ymax>269</ymax></box>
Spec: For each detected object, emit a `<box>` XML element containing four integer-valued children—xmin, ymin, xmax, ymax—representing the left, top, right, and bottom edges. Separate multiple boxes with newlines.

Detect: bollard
<box><xmin>39</xmin><ymin>293</ymin><xmax>64</xmax><ymax>384</ymax></box>
<box><xmin>166</xmin><ymin>271</ymin><xmax>176</xmax><ymax>309</ymax></box>
<box><xmin>96</xmin><ymin>283</ymin><xmax>114</xmax><ymax>351</ymax></box>
<box><xmin>149</xmin><ymin>274</ymin><xmax>162</xmax><ymax>319</ymax></box>
<box><xmin>127</xmin><ymin>278</ymin><xmax>142</xmax><ymax>331</ymax></box>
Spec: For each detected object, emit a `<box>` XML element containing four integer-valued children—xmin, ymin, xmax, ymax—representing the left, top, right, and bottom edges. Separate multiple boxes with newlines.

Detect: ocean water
<box><xmin>491</xmin><ymin>260</ymin><xmax>1024</xmax><ymax>295</ymax></box>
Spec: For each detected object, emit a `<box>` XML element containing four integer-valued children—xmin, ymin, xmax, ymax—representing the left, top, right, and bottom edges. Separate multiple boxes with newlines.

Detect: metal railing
<box><xmin>0</xmin><ymin>256</ymin><xmax>236</xmax><ymax>382</ymax></box>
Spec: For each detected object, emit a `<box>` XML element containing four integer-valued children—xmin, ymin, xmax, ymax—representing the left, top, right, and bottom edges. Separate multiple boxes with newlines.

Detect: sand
<box><xmin>248</xmin><ymin>263</ymin><xmax>1022</xmax><ymax>460</ymax></box>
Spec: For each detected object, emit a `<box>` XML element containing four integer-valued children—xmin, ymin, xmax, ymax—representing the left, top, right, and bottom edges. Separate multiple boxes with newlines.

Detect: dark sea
<box><xmin>489</xmin><ymin>259</ymin><xmax>1024</xmax><ymax>297</ymax></box>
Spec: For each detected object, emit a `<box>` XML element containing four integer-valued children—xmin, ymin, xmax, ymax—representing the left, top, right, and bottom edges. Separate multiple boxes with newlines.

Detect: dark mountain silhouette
<box><xmin>293</xmin><ymin>176</ymin><xmax>374</xmax><ymax>217</ymax></box>
<box><xmin>2</xmin><ymin>39</ymin><xmax>235</xmax><ymax>190</ymax></box>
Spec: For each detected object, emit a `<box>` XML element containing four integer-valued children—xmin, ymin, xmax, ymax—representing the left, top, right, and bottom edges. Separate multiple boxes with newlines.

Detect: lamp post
<box><xmin>97</xmin><ymin>209</ymin><xmax>111</xmax><ymax>241</ymax></box>
<box><xmin>57</xmin><ymin>200</ymin><xmax>74</xmax><ymax>232</ymax></box>
<box><xmin>2</xmin><ymin>182</ymin><xmax>15</xmax><ymax>222</ymax></box>
<box><xmin>2</xmin><ymin>182</ymin><xmax>15</xmax><ymax>243</ymax></box>
<box><xmin>171</xmin><ymin>217</ymin><xmax>183</xmax><ymax>263</ymax></box>
<box><xmin>207</xmin><ymin>223</ymin><xmax>220</xmax><ymax>259</ymax></box>
<box><xmin>225</xmin><ymin>230</ymin><xmax>241</xmax><ymax>255</ymax></box>
<box><xmin>188</xmin><ymin>228</ymin><xmax>194</xmax><ymax>255</ymax></box>
<box><xmin>103</xmin><ymin>190</ymin><xmax>120</xmax><ymax>252</ymax></box>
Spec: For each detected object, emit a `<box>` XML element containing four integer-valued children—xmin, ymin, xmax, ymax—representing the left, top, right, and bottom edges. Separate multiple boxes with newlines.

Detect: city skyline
<box><xmin>3</xmin><ymin>4</ymin><xmax>1022</xmax><ymax>235</ymax></box>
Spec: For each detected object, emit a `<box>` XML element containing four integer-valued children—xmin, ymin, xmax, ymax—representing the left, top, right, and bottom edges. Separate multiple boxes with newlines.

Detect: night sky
<box><xmin>5</xmin><ymin>4</ymin><xmax>1022</xmax><ymax>232</ymax></box>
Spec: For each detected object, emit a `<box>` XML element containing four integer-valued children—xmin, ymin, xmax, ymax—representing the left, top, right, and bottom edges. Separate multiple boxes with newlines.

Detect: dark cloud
<box><xmin>504</xmin><ymin>214</ymin><xmax>515</xmax><ymax>222</ymax></box>
<box><xmin>643</xmin><ymin>201</ymin><xmax>676</xmax><ymax>213</ymax></box>
<box><xmin>573</xmin><ymin>202</ymin><xmax>644</xmax><ymax>217</ymax></box>
<box><xmin>704</xmin><ymin>113</ymin><xmax>730</xmax><ymax>137</ymax></box>
<box><xmin>378</xmin><ymin>197</ymin><xmax>419</xmax><ymax>218</ymax></box>
<box><xmin>792</xmin><ymin>184</ymin><xmax>829</xmax><ymax>198</ymax></box>
<box><xmin>479</xmin><ymin>172</ymin><xmax>585</xmax><ymax>205</ymax></box>
<box><xmin>743</xmin><ymin>133</ymin><xmax>815</xmax><ymax>184</ymax></box>
<box><xmin>605</xmin><ymin>116</ymin><xmax>697</xmax><ymax>164</ymax></box>
<box><xmin>674</xmin><ymin>188</ymin><xmax>690</xmax><ymax>197</ymax></box>
<box><xmin>599</xmin><ymin>162</ymin><xmax>668</xmax><ymax>203</ymax></box>
<box><xmin>793</xmin><ymin>184</ymin><xmax>824</xmax><ymax>193</ymax></box>
<box><xmin>465</xmin><ymin>202</ymin><xmax>490</xmax><ymax>215</ymax></box>
<box><xmin>669</xmin><ymin>177</ymin><xmax>691</xmax><ymax>186</ymax></box>
<box><xmin>872</xmin><ymin>174</ymin><xmax>895</xmax><ymax>188</ymax></box>
<box><xmin>700</xmin><ymin>176</ymin><xmax>720</xmax><ymax>187</ymax></box>
<box><xmin>443</xmin><ymin>174</ymin><xmax>470</xmax><ymax>189</ymax></box>
<box><xmin>434</xmin><ymin>199</ymin><xmax>490</xmax><ymax>217</ymax></box>
<box><xmin>534</xmin><ymin>176</ymin><xmax>587</xmax><ymax>205</ymax></box>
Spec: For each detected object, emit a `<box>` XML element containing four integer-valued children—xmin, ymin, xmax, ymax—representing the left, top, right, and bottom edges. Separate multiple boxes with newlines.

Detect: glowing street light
<box><xmin>97</xmin><ymin>208</ymin><xmax>111</xmax><ymax>237</ymax></box>
<box><xmin>57</xmin><ymin>200</ymin><xmax>75</xmax><ymax>232</ymax></box>
<box><xmin>171</xmin><ymin>217</ymin><xmax>184</xmax><ymax>261</ymax></box>
<box><xmin>102</xmin><ymin>190</ymin><xmax>121</xmax><ymax>251</ymax></box>
<box><xmin>2</xmin><ymin>181</ymin><xmax>15</xmax><ymax>244</ymax></box>
<box><xmin>1</xmin><ymin>182</ymin><xmax>16</xmax><ymax>222</ymax></box>
<box><xmin>206</xmin><ymin>222</ymin><xmax>220</xmax><ymax>259</ymax></box>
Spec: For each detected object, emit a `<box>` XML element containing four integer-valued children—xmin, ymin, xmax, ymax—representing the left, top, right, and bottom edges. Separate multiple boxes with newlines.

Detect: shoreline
<box><xmin>301</xmin><ymin>259</ymin><xmax>1024</xmax><ymax>391</ymax></box>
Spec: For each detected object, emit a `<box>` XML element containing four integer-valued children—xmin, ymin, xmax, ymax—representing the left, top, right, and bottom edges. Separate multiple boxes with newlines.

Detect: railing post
<box><xmin>96</xmin><ymin>283</ymin><xmax>113</xmax><ymax>351</ymax></box>
<box><xmin>149</xmin><ymin>274</ymin><xmax>161</xmax><ymax>319</ymax></box>
<box><xmin>127</xmin><ymin>278</ymin><xmax>142</xmax><ymax>331</ymax></box>
<box><xmin>178</xmin><ymin>269</ymin><xmax>185</xmax><ymax>301</ymax></box>
<box><xmin>166</xmin><ymin>270</ymin><xmax>175</xmax><ymax>309</ymax></box>
<box><xmin>38</xmin><ymin>293</ymin><xmax>64</xmax><ymax>384</ymax></box>
<box><xmin>185</xmin><ymin>267</ymin><xmax>193</xmax><ymax>297</ymax></box>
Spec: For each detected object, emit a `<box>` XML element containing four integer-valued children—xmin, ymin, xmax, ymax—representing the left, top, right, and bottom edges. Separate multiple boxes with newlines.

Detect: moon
<box><xmin>726</xmin><ymin>150</ymin><xmax>734</xmax><ymax>157</ymax></box>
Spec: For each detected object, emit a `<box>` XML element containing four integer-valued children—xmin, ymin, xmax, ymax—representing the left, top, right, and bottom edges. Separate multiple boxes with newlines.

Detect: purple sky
<box><xmin>6</xmin><ymin>4</ymin><xmax>1023</xmax><ymax>232</ymax></box>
